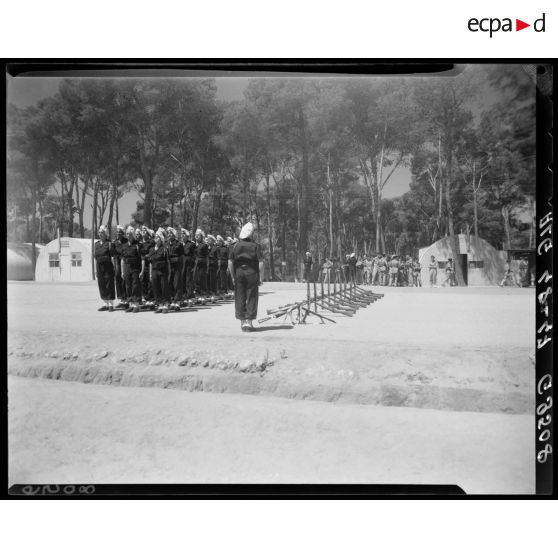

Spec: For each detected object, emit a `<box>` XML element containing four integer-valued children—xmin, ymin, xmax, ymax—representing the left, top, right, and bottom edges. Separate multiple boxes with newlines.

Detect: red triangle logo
<box><xmin>516</xmin><ymin>19</ymin><xmax>530</xmax><ymax>31</ymax></box>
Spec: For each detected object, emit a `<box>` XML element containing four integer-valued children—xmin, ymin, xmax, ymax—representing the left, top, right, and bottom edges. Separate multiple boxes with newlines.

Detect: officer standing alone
<box><xmin>228</xmin><ymin>223</ymin><xmax>264</xmax><ymax>332</ymax></box>
<box><xmin>94</xmin><ymin>225</ymin><xmax>116</xmax><ymax>311</ymax></box>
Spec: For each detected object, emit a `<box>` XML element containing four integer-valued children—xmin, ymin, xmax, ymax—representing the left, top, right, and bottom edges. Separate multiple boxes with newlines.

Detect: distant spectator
<box><xmin>303</xmin><ymin>251</ymin><xmax>313</xmax><ymax>282</ymax></box>
<box><xmin>442</xmin><ymin>258</ymin><xmax>456</xmax><ymax>287</ymax></box>
<box><xmin>499</xmin><ymin>261</ymin><xmax>518</xmax><ymax>287</ymax></box>
<box><xmin>388</xmin><ymin>255</ymin><xmax>399</xmax><ymax>287</ymax></box>
<box><xmin>413</xmin><ymin>258</ymin><xmax>422</xmax><ymax>287</ymax></box>
<box><xmin>428</xmin><ymin>255</ymin><xmax>437</xmax><ymax>287</ymax></box>
<box><xmin>518</xmin><ymin>257</ymin><xmax>529</xmax><ymax>287</ymax></box>
<box><xmin>378</xmin><ymin>254</ymin><xmax>388</xmax><ymax>286</ymax></box>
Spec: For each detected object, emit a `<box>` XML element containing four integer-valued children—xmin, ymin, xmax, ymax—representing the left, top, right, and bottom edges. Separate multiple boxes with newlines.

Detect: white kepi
<box><xmin>239</xmin><ymin>223</ymin><xmax>254</xmax><ymax>240</ymax></box>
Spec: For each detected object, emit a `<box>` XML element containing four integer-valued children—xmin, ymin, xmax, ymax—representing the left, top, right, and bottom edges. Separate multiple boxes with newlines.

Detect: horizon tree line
<box><xmin>7</xmin><ymin>65</ymin><xmax>535</xmax><ymax>283</ymax></box>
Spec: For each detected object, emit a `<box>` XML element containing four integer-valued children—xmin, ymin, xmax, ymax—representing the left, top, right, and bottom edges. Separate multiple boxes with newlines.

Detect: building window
<box><xmin>71</xmin><ymin>252</ymin><xmax>82</xmax><ymax>267</ymax></box>
<box><xmin>469</xmin><ymin>260</ymin><xmax>484</xmax><ymax>269</ymax></box>
<box><xmin>48</xmin><ymin>253</ymin><xmax>60</xmax><ymax>268</ymax></box>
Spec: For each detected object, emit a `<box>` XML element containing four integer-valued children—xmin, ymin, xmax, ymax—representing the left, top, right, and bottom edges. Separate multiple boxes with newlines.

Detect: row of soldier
<box><xmin>94</xmin><ymin>225</ymin><xmax>237</xmax><ymax>312</ymax></box>
<box><xmin>313</xmin><ymin>253</ymin><xmax>426</xmax><ymax>287</ymax></box>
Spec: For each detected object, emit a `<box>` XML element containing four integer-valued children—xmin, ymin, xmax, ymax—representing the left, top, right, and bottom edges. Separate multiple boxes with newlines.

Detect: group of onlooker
<box><xmin>317</xmin><ymin>253</ymin><xmax>425</xmax><ymax>287</ymax></box>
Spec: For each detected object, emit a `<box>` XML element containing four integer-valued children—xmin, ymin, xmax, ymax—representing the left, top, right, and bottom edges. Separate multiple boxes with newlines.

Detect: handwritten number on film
<box><xmin>536</xmin><ymin>213</ymin><xmax>553</xmax><ymax>464</ymax></box>
<box><xmin>536</xmin><ymin>374</ymin><xmax>553</xmax><ymax>463</ymax></box>
<box><xmin>21</xmin><ymin>484</ymin><xmax>95</xmax><ymax>495</ymax></box>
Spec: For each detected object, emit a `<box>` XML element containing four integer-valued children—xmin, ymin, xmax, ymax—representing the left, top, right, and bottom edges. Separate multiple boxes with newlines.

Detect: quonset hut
<box><xmin>418</xmin><ymin>234</ymin><xmax>507</xmax><ymax>286</ymax></box>
<box><xmin>7</xmin><ymin>243</ymin><xmax>44</xmax><ymax>280</ymax></box>
<box><xmin>35</xmin><ymin>237</ymin><xmax>94</xmax><ymax>282</ymax></box>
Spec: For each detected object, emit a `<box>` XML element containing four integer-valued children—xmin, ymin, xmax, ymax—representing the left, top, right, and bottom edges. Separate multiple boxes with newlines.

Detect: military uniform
<box><xmin>140</xmin><ymin>238</ymin><xmax>155</xmax><ymax>303</ymax></box>
<box><xmin>194</xmin><ymin>240</ymin><xmax>209</xmax><ymax>295</ymax></box>
<box><xmin>148</xmin><ymin>244</ymin><xmax>170</xmax><ymax>308</ymax></box>
<box><xmin>167</xmin><ymin>238</ymin><xmax>184</xmax><ymax>304</ymax></box>
<box><xmin>230</xmin><ymin>237</ymin><xmax>263</xmax><ymax>322</ymax></box>
<box><xmin>216</xmin><ymin>244</ymin><xmax>229</xmax><ymax>293</ymax></box>
<box><xmin>182</xmin><ymin>238</ymin><xmax>196</xmax><ymax>299</ymax></box>
<box><xmin>113</xmin><ymin>234</ymin><xmax>127</xmax><ymax>303</ymax></box>
<box><xmin>347</xmin><ymin>254</ymin><xmax>357</xmax><ymax>284</ymax></box>
<box><xmin>208</xmin><ymin>242</ymin><xmax>219</xmax><ymax>294</ymax></box>
<box><xmin>121</xmin><ymin>239</ymin><xmax>142</xmax><ymax>304</ymax></box>
<box><xmin>388</xmin><ymin>257</ymin><xmax>399</xmax><ymax>286</ymax></box>
<box><xmin>94</xmin><ymin>238</ymin><xmax>116</xmax><ymax>302</ymax></box>
<box><xmin>303</xmin><ymin>253</ymin><xmax>313</xmax><ymax>282</ymax></box>
<box><xmin>428</xmin><ymin>258</ymin><xmax>438</xmax><ymax>286</ymax></box>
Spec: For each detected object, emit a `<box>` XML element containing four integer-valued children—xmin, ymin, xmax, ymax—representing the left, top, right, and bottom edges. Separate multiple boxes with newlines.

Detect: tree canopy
<box><xmin>7</xmin><ymin>65</ymin><xmax>535</xmax><ymax>280</ymax></box>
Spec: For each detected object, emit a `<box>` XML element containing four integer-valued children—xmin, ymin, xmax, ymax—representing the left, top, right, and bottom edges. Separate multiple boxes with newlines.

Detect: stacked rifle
<box><xmin>259</xmin><ymin>270</ymin><xmax>384</xmax><ymax>325</ymax></box>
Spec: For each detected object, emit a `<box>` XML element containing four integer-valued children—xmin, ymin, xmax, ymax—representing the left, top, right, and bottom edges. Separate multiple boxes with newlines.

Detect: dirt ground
<box><xmin>7</xmin><ymin>281</ymin><xmax>536</xmax><ymax>492</ymax></box>
<box><xmin>9</xmin><ymin>376</ymin><xmax>534</xmax><ymax>493</ymax></box>
<box><xmin>8</xmin><ymin>281</ymin><xmax>535</xmax><ymax>411</ymax></box>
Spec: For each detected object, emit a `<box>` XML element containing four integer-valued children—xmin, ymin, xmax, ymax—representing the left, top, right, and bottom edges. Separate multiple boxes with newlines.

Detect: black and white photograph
<box><xmin>6</xmin><ymin>63</ymin><xmax>543</xmax><ymax>494</ymax></box>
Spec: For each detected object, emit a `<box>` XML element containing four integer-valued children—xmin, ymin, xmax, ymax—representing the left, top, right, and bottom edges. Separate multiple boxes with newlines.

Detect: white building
<box><xmin>35</xmin><ymin>237</ymin><xmax>94</xmax><ymax>282</ymax></box>
<box><xmin>418</xmin><ymin>234</ymin><xmax>507</xmax><ymax>286</ymax></box>
<box><xmin>7</xmin><ymin>243</ymin><xmax>44</xmax><ymax>280</ymax></box>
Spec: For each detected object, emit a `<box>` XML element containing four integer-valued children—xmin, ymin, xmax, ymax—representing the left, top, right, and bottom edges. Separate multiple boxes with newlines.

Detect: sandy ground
<box><xmin>8</xmin><ymin>376</ymin><xmax>534</xmax><ymax>493</ymax></box>
<box><xmin>8</xmin><ymin>282</ymin><xmax>535</xmax><ymax>412</ymax></box>
<box><xmin>7</xmin><ymin>281</ymin><xmax>536</xmax><ymax>491</ymax></box>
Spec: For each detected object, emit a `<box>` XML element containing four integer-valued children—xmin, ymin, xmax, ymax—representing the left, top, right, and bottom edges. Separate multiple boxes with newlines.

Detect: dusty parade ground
<box><xmin>8</xmin><ymin>281</ymin><xmax>536</xmax><ymax>493</ymax></box>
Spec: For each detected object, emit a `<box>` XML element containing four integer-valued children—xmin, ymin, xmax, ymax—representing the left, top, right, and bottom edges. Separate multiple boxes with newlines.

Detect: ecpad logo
<box><xmin>468</xmin><ymin>13</ymin><xmax>546</xmax><ymax>37</ymax></box>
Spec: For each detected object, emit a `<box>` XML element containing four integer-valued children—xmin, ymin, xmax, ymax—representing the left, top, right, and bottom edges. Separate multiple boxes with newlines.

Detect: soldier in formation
<box><xmin>94</xmin><ymin>225</ymin><xmax>116</xmax><ymax>311</ymax></box>
<box><xmin>94</xmin><ymin>224</ymin><xmax>236</xmax><ymax>313</ymax></box>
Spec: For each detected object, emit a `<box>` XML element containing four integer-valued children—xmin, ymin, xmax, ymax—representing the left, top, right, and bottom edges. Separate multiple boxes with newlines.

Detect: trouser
<box><xmin>208</xmin><ymin>265</ymin><xmax>217</xmax><ymax>294</ymax></box>
<box><xmin>124</xmin><ymin>266</ymin><xmax>142</xmax><ymax>303</ymax></box>
<box><xmin>96</xmin><ymin>260</ymin><xmax>115</xmax><ymax>300</ymax></box>
<box><xmin>115</xmin><ymin>263</ymin><xmax>126</xmax><ymax>300</ymax></box>
<box><xmin>151</xmin><ymin>268</ymin><xmax>169</xmax><ymax>305</ymax></box>
<box><xmin>389</xmin><ymin>270</ymin><xmax>398</xmax><ymax>286</ymax></box>
<box><xmin>227</xmin><ymin>269</ymin><xmax>234</xmax><ymax>291</ymax></box>
<box><xmin>234</xmin><ymin>266</ymin><xmax>259</xmax><ymax>320</ymax></box>
<box><xmin>429</xmin><ymin>269</ymin><xmax>437</xmax><ymax>286</ymax></box>
<box><xmin>194</xmin><ymin>263</ymin><xmax>208</xmax><ymax>294</ymax></box>
<box><xmin>379</xmin><ymin>270</ymin><xmax>387</xmax><ymax>285</ymax></box>
<box><xmin>371</xmin><ymin>267</ymin><xmax>379</xmax><ymax>285</ymax></box>
<box><xmin>500</xmin><ymin>272</ymin><xmax>517</xmax><ymax>287</ymax></box>
<box><xmin>348</xmin><ymin>267</ymin><xmax>356</xmax><ymax>284</ymax></box>
<box><xmin>413</xmin><ymin>273</ymin><xmax>422</xmax><ymax>287</ymax></box>
<box><xmin>303</xmin><ymin>266</ymin><xmax>312</xmax><ymax>282</ymax></box>
<box><xmin>442</xmin><ymin>270</ymin><xmax>454</xmax><ymax>286</ymax></box>
<box><xmin>141</xmin><ymin>268</ymin><xmax>153</xmax><ymax>301</ymax></box>
<box><xmin>217</xmin><ymin>264</ymin><xmax>228</xmax><ymax>292</ymax></box>
<box><xmin>168</xmin><ymin>263</ymin><xmax>182</xmax><ymax>302</ymax></box>
<box><xmin>182</xmin><ymin>263</ymin><xmax>194</xmax><ymax>298</ymax></box>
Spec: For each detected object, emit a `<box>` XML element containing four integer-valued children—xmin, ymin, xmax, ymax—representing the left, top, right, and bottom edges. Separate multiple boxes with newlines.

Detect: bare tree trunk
<box><xmin>138</xmin><ymin>132</ymin><xmax>154</xmax><ymax>228</ymax></box>
<box><xmin>502</xmin><ymin>206</ymin><xmax>512</xmax><ymax>250</ymax></box>
<box><xmin>68</xmin><ymin>172</ymin><xmax>76</xmax><ymax>238</ymax></box>
<box><xmin>192</xmin><ymin>187</ymin><xmax>202</xmax><ymax>234</ymax></box>
<box><xmin>329</xmin><ymin>189</ymin><xmax>334</xmax><ymax>259</ymax></box>
<box><xmin>472</xmin><ymin>161</ymin><xmax>478</xmax><ymax>238</ymax></box>
<box><xmin>59</xmin><ymin>175</ymin><xmax>66</xmax><ymax>237</ymax></box>
<box><xmin>31</xmin><ymin>186</ymin><xmax>37</xmax><ymax>280</ymax></box>
<box><xmin>38</xmin><ymin>198</ymin><xmax>43</xmax><ymax>244</ymax></box>
<box><xmin>445</xmin><ymin>150</ymin><xmax>465</xmax><ymax>286</ymax></box>
<box><xmin>473</xmin><ymin>188</ymin><xmax>478</xmax><ymax>238</ymax></box>
<box><xmin>107</xmin><ymin>182</ymin><xmax>117</xmax><ymax>237</ymax></box>
<box><xmin>299</xmin><ymin>108</ymin><xmax>310</xmax><ymax>264</ymax></box>
<box><xmin>265</xmin><ymin>173</ymin><xmax>275</xmax><ymax>280</ymax></box>
<box><xmin>91</xmin><ymin>181</ymin><xmax>98</xmax><ymax>280</ymax></box>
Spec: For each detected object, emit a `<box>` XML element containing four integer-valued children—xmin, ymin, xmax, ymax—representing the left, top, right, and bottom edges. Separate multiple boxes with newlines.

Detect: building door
<box><xmin>48</xmin><ymin>252</ymin><xmax>60</xmax><ymax>281</ymax></box>
<box><xmin>460</xmin><ymin>254</ymin><xmax>468</xmax><ymax>285</ymax></box>
<box><xmin>60</xmin><ymin>253</ymin><xmax>71</xmax><ymax>281</ymax></box>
